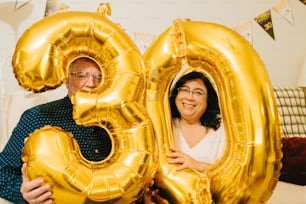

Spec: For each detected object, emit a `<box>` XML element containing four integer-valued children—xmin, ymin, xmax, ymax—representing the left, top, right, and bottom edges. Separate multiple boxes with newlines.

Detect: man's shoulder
<box><xmin>24</xmin><ymin>96</ymin><xmax>70</xmax><ymax>114</ymax></box>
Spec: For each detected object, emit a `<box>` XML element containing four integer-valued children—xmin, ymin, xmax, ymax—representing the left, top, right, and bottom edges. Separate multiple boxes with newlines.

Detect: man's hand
<box><xmin>20</xmin><ymin>163</ymin><xmax>53</xmax><ymax>204</ymax></box>
<box><xmin>142</xmin><ymin>180</ymin><xmax>169</xmax><ymax>204</ymax></box>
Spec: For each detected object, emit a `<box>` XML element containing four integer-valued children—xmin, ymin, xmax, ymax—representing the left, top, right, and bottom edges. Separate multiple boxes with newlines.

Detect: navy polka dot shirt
<box><xmin>0</xmin><ymin>96</ymin><xmax>112</xmax><ymax>202</ymax></box>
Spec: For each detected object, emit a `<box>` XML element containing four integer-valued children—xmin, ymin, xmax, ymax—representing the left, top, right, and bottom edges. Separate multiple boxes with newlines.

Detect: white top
<box><xmin>173</xmin><ymin>118</ymin><xmax>225</xmax><ymax>163</ymax></box>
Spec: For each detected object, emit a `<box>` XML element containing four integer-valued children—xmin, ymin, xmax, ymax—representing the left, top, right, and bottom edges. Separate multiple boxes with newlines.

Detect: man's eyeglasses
<box><xmin>69</xmin><ymin>71</ymin><xmax>102</xmax><ymax>82</ymax></box>
<box><xmin>177</xmin><ymin>87</ymin><xmax>207</xmax><ymax>98</ymax></box>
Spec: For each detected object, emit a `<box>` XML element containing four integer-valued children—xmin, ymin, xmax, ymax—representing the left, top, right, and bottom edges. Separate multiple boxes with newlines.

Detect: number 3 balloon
<box><xmin>15</xmin><ymin>7</ymin><xmax>157</xmax><ymax>203</ymax></box>
<box><xmin>143</xmin><ymin>19</ymin><xmax>282</xmax><ymax>203</ymax></box>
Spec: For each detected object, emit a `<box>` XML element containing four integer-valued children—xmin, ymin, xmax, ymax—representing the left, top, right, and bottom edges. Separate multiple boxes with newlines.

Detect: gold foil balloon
<box><xmin>16</xmin><ymin>9</ymin><xmax>157</xmax><ymax>203</ymax></box>
<box><xmin>143</xmin><ymin>19</ymin><xmax>282</xmax><ymax>203</ymax></box>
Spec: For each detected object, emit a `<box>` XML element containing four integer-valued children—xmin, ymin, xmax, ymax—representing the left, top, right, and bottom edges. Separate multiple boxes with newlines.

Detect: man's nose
<box><xmin>85</xmin><ymin>75</ymin><xmax>99</xmax><ymax>87</ymax></box>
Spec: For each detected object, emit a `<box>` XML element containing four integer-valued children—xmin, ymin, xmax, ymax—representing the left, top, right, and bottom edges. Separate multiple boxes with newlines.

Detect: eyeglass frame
<box><xmin>177</xmin><ymin>86</ymin><xmax>207</xmax><ymax>98</ymax></box>
<box><xmin>69</xmin><ymin>70</ymin><xmax>102</xmax><ymax>82</ymax></box>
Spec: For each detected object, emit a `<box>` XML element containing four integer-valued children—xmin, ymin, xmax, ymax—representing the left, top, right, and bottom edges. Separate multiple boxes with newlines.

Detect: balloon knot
<box><xmin>97</xmin><ymin>3</ymin><xmax>112</xmax><ymax>16</ymax></box>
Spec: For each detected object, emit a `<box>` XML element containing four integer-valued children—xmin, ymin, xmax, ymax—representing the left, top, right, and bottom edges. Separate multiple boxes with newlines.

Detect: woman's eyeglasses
<box><xmin>177</xmin><ymin>87</ymin><xmax>207</xmax><ymax>98</ymax></box>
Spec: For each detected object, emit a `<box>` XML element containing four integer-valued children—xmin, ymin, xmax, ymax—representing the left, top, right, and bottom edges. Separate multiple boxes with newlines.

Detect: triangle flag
<box><xmin>44</xmin><ymin>0</ymin><xmax>69</xmax><ymax>17</ymax></box>
<box><xmin>233</xmin><ymin>20</ymin><xmax>253</xmax><ymax>45</ymax></box>
<box><xmin>14</xmin><ymin>0</ymin><xmax>31</xmax><ymax>11</ymax></box>
<box><xmin>254</xmin><ymin>9</ymin><xmax>275</xmax><ymax>40</ymax></box>
<box><xmin>273</xmin><ymin>0</ymin><xmax>294</xmax><ymax>25</ymax></box>
<box><xmin>298</xmin><ymin>0</ymin><xmax>306</xmax><ymax>5</ymax></box>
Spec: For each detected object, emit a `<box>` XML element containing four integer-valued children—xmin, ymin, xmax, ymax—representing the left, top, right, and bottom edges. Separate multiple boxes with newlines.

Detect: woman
<box><xmin>143</xmin><ymin>71</ymin><xmax>225</xmax><ymax>203</ymax></box>
<box><xmin>167</xmin><ymin>71</ymin><xmax>225</xmax><ymax>172</ymax></box>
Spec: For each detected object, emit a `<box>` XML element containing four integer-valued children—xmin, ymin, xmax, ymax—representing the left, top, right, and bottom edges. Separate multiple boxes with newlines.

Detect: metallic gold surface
<box><xmin>16</xmin><ymin>10</ymin><xmax>157</xmax><ymax>203</ymax></box>
<box><xmin>143</xmin><ymin>19</ymin><xmax>282</xmax><ymax>203</ymax></box>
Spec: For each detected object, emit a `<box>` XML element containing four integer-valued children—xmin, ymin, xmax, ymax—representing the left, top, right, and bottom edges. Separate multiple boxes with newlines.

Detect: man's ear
<box><xmin>64</xmin><ymin>78</ymin><xmax>69</xmax><ymax>88</ymax></box>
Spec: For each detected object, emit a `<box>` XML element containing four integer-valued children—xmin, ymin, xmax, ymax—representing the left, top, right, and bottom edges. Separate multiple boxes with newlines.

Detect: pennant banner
<box><xmin>254</xmin><ymin>9</ymin><xmax>275</xmax><ymax>40</ymax></box>
<box><xmin>44</xmin><ymin>0</ymin><xmax>69</xmax><ymax>17</ymax></box>
<box><xmin>14</xmin><ymin>0</ymin><xmax>31</xmax><ymax>11</ymax></box>
<box><xmin>233</xmin><ymin>20</ymin><xmax>253</xmax><ymax>45</ymax></box>
<box><xmin>273</xmin><ymin>0</ymin><xmax>294</xmax><ymax>25</ymax></box>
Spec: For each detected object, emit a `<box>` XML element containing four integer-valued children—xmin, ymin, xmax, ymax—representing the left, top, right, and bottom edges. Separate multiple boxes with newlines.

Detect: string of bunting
<box><xmin>12</xmin><ymin>0</ymin><xmax>306</xmax><ymax>49</ymax></box>
<box><xmin>235</xmin><ymin>0</ymin><xmax>305</xmax><ymax>44</ymax></box>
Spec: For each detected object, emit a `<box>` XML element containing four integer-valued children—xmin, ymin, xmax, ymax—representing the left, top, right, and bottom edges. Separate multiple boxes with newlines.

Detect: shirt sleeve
<box><xmin>0</xmin><ymin>109</ymin><xmax>39</xmax><ymax>202</ymax></box>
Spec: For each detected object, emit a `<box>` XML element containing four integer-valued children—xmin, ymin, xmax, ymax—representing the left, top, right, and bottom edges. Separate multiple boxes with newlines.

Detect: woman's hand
<box><xmin>167</xmin><ymin>147</ymin><xmax>210</xmax><ymax>172</ymax></box>
<box><xmin>20</xmin><ymin>163</ymin><xmax>53</xmax><ymax>204</ymax></box>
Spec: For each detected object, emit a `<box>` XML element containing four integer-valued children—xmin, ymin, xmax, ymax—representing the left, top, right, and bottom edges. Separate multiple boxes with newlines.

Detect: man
<box><xmin>0</xmin><ymin>57</ymin><xmax>168</xmax><ymax>204</ymax></box>
<box><xmin>0</xmin><ymin>57</ymin><xmax>112</xmax><ymax>203</ymax></box>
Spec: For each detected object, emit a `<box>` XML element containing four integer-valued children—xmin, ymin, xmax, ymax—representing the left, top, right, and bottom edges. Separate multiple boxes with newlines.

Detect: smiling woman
<box><xmin>168</xmin><ymin>71</ymin><xmax>224</xmax><ymax>172</ymax></box>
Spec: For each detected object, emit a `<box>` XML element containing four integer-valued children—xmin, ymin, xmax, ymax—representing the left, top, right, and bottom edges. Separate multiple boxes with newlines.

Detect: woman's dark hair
<box><xmin>169</xmin><ymin>71</ymin><xmax>221</xmax><ymax>130</ymax></box>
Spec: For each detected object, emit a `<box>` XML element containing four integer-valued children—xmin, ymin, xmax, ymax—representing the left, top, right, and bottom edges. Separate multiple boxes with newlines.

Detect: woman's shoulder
<box><xmin>214</xmin><ymin>123</ymin><xmax>226</xmax><ymax>142</ymax></box>
<box><xmin>217</xmin><ymin>122</ymin><xmax>225</xmax><ymax>131</ymax></box>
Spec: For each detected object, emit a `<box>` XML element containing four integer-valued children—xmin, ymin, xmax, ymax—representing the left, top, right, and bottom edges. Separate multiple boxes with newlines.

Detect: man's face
<box><xmin>65</xmin><ymin>59</ymin><xmax>101</xmax><ymax>98</ymax></box>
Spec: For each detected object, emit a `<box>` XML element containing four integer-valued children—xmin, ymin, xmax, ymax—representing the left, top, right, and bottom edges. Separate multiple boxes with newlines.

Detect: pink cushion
<box><xmin>279</xmin><ymin>137</ymin><xmax>306</xmax><ymax>185</ymax></box>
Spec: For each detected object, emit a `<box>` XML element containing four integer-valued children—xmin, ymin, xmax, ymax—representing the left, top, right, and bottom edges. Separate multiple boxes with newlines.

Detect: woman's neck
<box><xmin>179</xmin><ymin>117</ymin><xmax>201</xmax><ymax>126</ymax></box>
<box><xmin>178</xmin><ymin>118</ymin><xmax>209</xmax><ymax>148</ymax></box>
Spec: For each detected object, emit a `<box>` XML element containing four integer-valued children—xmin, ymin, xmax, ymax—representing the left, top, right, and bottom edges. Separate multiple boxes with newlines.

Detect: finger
<box><xmin>166</xmin><ymin>152</ymin><xmax>180</xmax><ymax>158</ymax></box>
<box><xmin>29</xmin><ymin>197</ymin><xmax>52</xmax><ymax>204</ymax></box>
<box><xmin>34</xmin><ymin>190</ymin><xmax>53</xmax><ymax>203</ymax></box>
<box><xmin>168</xmin><ymin>156</ymin><xmax>184</xmax><ymax>163</ymax></box>
<box><xmin>152</xmin><ymin>194</ymin><xmax>169</xmax><ymax>204</ymax></box>
<box><xmin>21</xmin><ymin>163</ymin><xmax>28</xmax><ymax>180</ymax></box>
<box><xmin>26</xmin><ymin>184</ymin><xmax>51</xmax><ymax>202</ymax></box>
<box><xmin>25</xmin><ymin>178</ymin><xmax>45</xmax><ymax>191</ymax></box>
<box><xmin>29</xmin><ymin>198</ymin><xmax>36</xmax><ymax>204</ymax></box>
<box><xmin>167</xmin><ymin>150</ymin><xmax>185</xmax><ymax>158</ymax></box>
<box><xmin>144</xmin><ymin>186</ymin><xmax>151</xmax><ymax>194</ymax></box>
<box><xmin>176</xmin><ymin>164</ymin><xmax>186</xmax><ymax>171</ymax></box>
<box><xmin>21</xmin><ymin>178</ymin><xmax>46</xmax><ymax>202</ymax></box>
<box><xmin>142</xmin><ymin>189</ymin><xmax>156</xmax><ymax>204</ymax></box>
<box><xmin>150</xmin><ymin>189</ymin><xmax>159</xmax><ymax>196</ymax></box>
<box><xmin>149</xmin><ymin>179</ymin><xmax>154</xmax><ymax>187</ymax></box>
<box><xmin>169</xmin><ymin>147</ymin><xmax>182</xmax><ymax>154</ymax></box>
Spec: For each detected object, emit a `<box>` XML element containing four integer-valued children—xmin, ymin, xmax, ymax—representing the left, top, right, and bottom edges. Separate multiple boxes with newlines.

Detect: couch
<box><xmin>267</xmin><ymin>87</ymin><xmax>306</xmax><ymax>204</ymax></box>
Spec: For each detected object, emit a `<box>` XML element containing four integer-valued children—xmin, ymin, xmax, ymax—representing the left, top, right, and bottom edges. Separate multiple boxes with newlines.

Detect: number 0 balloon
<box><xmin>143</xmin><ymin>19</ymin><xmax>282</xmax><ymax>203</ymax></box>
